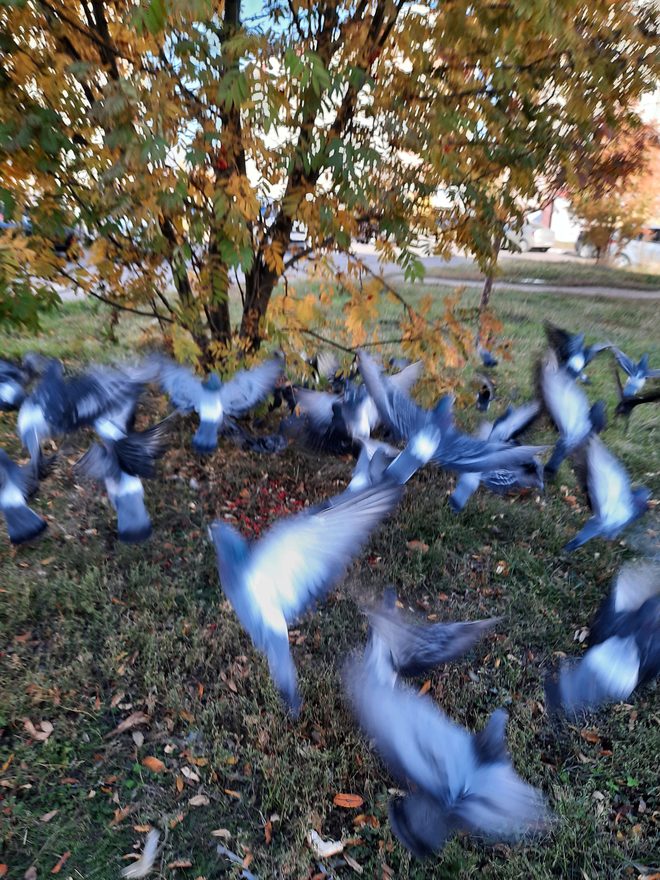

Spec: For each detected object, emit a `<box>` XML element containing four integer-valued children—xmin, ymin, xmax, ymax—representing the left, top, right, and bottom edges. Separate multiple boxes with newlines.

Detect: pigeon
<box><xmin>611</xmin><ymin>347</ymin><xmax>660</xmax><ymax>398</ymax></box>
<box><xmin>152</xmin><ymin>353</ymin><xmax>283</xmax><ymax>454</ymax></box>
<box><xmin>449</xmin><ymin>402</ymin><xmax>544</xmax><ymax>512</ymax></box>
<box><xmin>477</xmin><ymin>341</ymin><xmax>498</xmax><ymax>368</ymax></box>
<box><xmin>74</xmin><ymin>418</ymin><xmax>171</xmax><ymax>542</ymax></box>
<box><xmin>564</xmin><ymin>435</ymin><xmax>650</xmax><ymax>552</ymax></box>
<box><xmin>475</xmin><ymin>373</ymin><xmax>496</xmax><ymax>412</ymax></box>
<box><xmin>615</xmin><ymin>386</ymin><xmax>660</xmax><ymax>417</ymax></box>
<box><xmin>17</xmin><ymin>359</ymin><xmax>145</xmax><ymax>461</ymax></box>
<box><xmin>358</xmin><ymin>350</ymin><xmax>547</xmax><ymax>475</ymax></box>
<box><xmin>208</xmin><ymin>481</ymin><xmax>403</xmax><ymax>716</ymax></box>
<box><xmin>0</xmin><ymin>448</ymin><xmax>48</xmax><ymax>544</ymax></box>
<box><xmin>292</xmin><ymin>360</ymin><xmax>422</xmax><ymax>454</ymax></box>
<box><xmin>345</xmin><ymin>629</ymin><xmax>551</xmax><ymax>858</ymax></box>
<box><xmin>0</xmin><ymin>358</ymin><xmax>31</xmax><ymax>411</ymax></box>
<box><xmin>363</xmin><ymin>587</ymin><xmax>498</xmax><ymax>678</ymax></box>
<box><xmin>544</xmin><ymin>322</ymin><xmax>610</xmax><ymax>378</ymax></box>
<box><xmin>538</xmin><ymin>350</ymin><xmax>605</xmax><ymax>478</ymax></box>
<box><xmin>546</xmin><ymin>561</ymin><xmax>660</xmax><ymax>713</ymax></box>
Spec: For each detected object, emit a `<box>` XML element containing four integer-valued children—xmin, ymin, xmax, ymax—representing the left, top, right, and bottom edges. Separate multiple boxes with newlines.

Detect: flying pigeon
<box><xmin>538</xmin><ymin>350</ymin><xmax>605</xmax><ymax>478</ymax></box>
<box><xmin>358</xmin><ymin>350</ymin><xmax>546</xmax><ymax>475</ymax></box>
<box><xmin>449</xmin><ymin>402</ymin><xmax>544</xmax><ymax>512</ymax></box>
<box><xmin>363</xmin><ymin>587</ymin><xmax>498</xmax><ymax>678</ymax></box>
<box><xmin>544</xmin><ymin>322</ymin><xmax>610</xmax><ymax>379</ymax></box>
<box><xmin>0</xmin><ymin>449</ymin><xmax>48</xmax><ymax>544</ymax></box>
<box><xmin>345</xmin><ymin>630</ymin><xmax>551</xmax><ymax>858</ymax></box>
<box><xmin>292</xmin><ymin>360</ymin><xmax>422</xmax><ymax>454</ymax></box>
<box><xmin>74</xmin><ymin>418</ymin><xmax>171</xmax><ymax>542</ymax></box>
<box><xmin>546</xmin><ymin>561</ymin><xmax>660</xmax><ymax>713</ymax></box>
<box><xmin>563</xmin><ymin>435</ymin><xmax>650</xmax><ymax>552</ymax></box>
<box><xmin>0</xmin><ymin>359</ymin><xmax>29</xmax><ymax>411</ymax></box>
<box><xmin>208</xmin><ymin>481</ymin><xmax>403</xmax><ymax>716</ymax></box>
<box><xmin>475</xmin><ymin>373</ymin><xmax>496</xmax><ymax>412</ymax></box>
<box><xmin>152</xmin><ymin>353</ymin><xmax>283</xmax><ymax>454</ymax></box>
<box><xmin>615</xmin><ymin>386</ymin><xmax>660</xmax><ymax>417</ymax></box>
<box><xmin>611</xmin><ymin>347</ymin><xmax>660</xmax><ymax>398</ymax></box>
<box><xmin>17</xmin><ymin>360</ymin><xmax>145</xmax><ymax>461</ymax></box>
<box><xmin>477</xmin><ymin>342</ymin><xmax>498</xmax><ymax>368</ymax></box>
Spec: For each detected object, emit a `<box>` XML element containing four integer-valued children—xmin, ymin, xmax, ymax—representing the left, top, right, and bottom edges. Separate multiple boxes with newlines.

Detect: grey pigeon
<box><xmin>544</xmin><ymin>322</ymin><xmax>610</xmax><ymax>378</ymax></box>
<box><xmin>564</xmin><ymin>435</ymin><xmax>650</xmax><ymax>552</ymax></box>
<box><xmin>477</xmin><ymin>342</ymin><xmax>498</xmax><ymax>368</ymax></box>
<box><xmin>74</xmin><ymin>418</ymin><xmax>170</xmax><ymax>543</ymax></box>
<box><xmin>152</xmin><ymin>353</ymin><xmax>283</xmax><ymax>454</ymax></box>
<box><xmin>0</xmin><ymin>359</ymin><xmax>30</xmax><ymax>411</ymax></box>
<box><xmin>450</xmin><ymin>402</ymin><xmax>543</xmax><ymax>512</ymax></box>
<box><xmin>475</xmin><ymin>373</ymin><xmax>496</xmax><ymax>412</ymax></box>
<box><xmin>546</xmin><ymin>561</ymin><xmax>660</xmax><ymax>713</ymax></box>
<box><xmin>208</xmin><ymin>482</ymin><xmax>403</xmax><ymax>716</ymax></box>
<box><xmin>363</xmin><ymin>587</ymin><xmax>498</xmax><ymax>678</ymax></box>
<box><xmin>17</xmin><ymin>360</ymin><xmax>145</xmax><ymax>461</ymax></box>
<box><xmin>615</xmin><ymin>386</ymin><xmax>660</xmax><ymax>417</ymax></box>
<box><xmin>539</xmin><ymin>350</ymin><xmax>605</xmax><ymax>478</ymax></box>
<box><xmin>358</xmin><ymin>350</ymin><xmax>546</xmax><ymax>475</ymax></box>
<box><xmin>611</xmin><ymin>347</ymin><xmax>660</xmax><ymax>398</ymax></box>
<box><xmin>345</xmin><ymin>629</ymin><xmax>551</xmax><ymax>858</ymax></box>
<box><xmin>0</xmin><ymin>449</ymin><xmax>48</xmax><ymax>544</ymax></box>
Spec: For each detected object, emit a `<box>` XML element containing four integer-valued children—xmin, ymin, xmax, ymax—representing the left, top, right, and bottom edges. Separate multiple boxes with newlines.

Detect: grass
<box><xmin>419</xmin><ymin>257</ymin><xmax>660</xmax><ymax>291</ymax></box>
<box><xmin>0</xmin><ymin>289</ymin><xmax>659</xmax><ymax>879</ymax></box>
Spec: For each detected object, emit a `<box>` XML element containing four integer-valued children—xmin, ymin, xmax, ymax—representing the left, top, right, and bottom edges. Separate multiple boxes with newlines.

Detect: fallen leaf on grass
<box><xmin>264</xmin><ymin>820</ymin><xmax>272</xmax><ymax>844</ymax></box>
<box><xmin>175</xmin><ymin>776</ymin><xmax>184</xmax><ymax>793</ymax></box>
<box><xmin>121</xmin><ymin>829</ymin><xmax>159</xmax><ymax>879</ymax></box>
<box><xmin>333</xmin><ymin>793</ymin><xmax>363</xmax><ymax>809</ymax></box>
<box><xmin>110</xmin><ymin>805</ymin><xmax>135</xmax><ymax>826</ymax></box>
<box><xmin>167</xmin><ymin>861</ymin><xmax>192</xmax><ymax>870</ymax></box>
<box><xmin>307</xmin><ymin>830</ymin><xmax>344</xmax><ymax>858</ymax></box>
<box><xmin>406</xmin><ymin>540</ymin><xmax>429</xmax><ymax>553</ymax></box>
<box><xmin>24</xmin><ymin>719</ymin><xmax>53</xmax><ymax>742</ymax></box>
<box><xmin>169</xmin><ymin>813</ymin><xmax>184</xmax><ymax>830</ymax></box>
<box><xmin>353</xmin><ymin>814</ymin><xmax>379</xmax><ymax>829</ymax></box>
<box><xmin>0</xmin><ymin>865</ymin><xmax>7</xmax><ymax>877</ymax></box>
<box><xmin>344</xmin><ymin>854</ymin><xmax>363</xmax><ymax>874</ymax></box>
<box><xmin>24</xmin><ymin>868</ymin><xmax>37</xmax><ymax>880</ymax></box>
<box><xmin>580</xmin><ymin>729</ymin><xmax>601</xmax><ymax>744</ymax></box>
<box><xmin>0</xmin><ymin>754</ymin><xmax>13</xmax><ymax>774</ymax></box>
<box><xmin>188</xmin><ymin>795</ymin><xmax>209</xmax><ymax>807</ymax></box>
<box><xmin>211</xmin><ymin>829</ymin><xmax>231</xmax><ymax>840</ymax></box>
<box><xmin>50</xmin><ymin>852</ymin><xmax>70</xmax><ymax>874</ymax></box>
<box><xmin>106</xmin><ymin>712</ymin><xmax>150</xmax><ymax>739</ymax></box>
<box><xmin>133</xmin><ymin>825</ymin><xmax>152</xmax><ymax>833</ymax></box>
<box><xmin>142</xmin><ymin>757</ymin><xmax>166</xmax><ymax>774</ymax></box>
<box><xmin>180</xmin><ymin>767</ymin><xmax>199</xmax><ymax>782</ymax></box>
<box><xmin>40</xmin><ymin>810</ymin><xmax>58</xmax><ymax>823</ymax></box>
<box><xmin>223</xmin><ymin>789</ymin><xmax>241</xmax><ymax>800</ymax></box>
<box><xmin>418</xmin><ymin>680</ymin><xmax>431</xmax><ymax>696</ymax></box>
<box><xmin>132</xmin><ymin>732</ymin><xmax>144</xmax><ymax>748</ymax></box>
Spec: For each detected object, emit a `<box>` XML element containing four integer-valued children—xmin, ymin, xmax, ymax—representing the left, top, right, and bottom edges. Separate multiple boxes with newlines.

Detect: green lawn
<box><xmin>419</xmin><ymin>257</ymin><xmax>660</xmax><ymax>291</ymax></box>
<box><xmin>0</xmin><ymin>290</ymin><xmax>658</xmax><ymax>879</ymax></box>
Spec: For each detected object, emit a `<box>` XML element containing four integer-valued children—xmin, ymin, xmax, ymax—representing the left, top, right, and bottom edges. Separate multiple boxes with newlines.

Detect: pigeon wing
<box><xmin>247</xmin><ymin>483</ymin><xmax>402</xmax><ymax>624</ymax></box>
<box><xmin>585</xmin><ymin>437</ymin><xmax>634</xmax><ymax>521</ymax></box>
<box><xmin>220</xmin><ymin>356</ymin><xmax>283</xmax><ymax>417</ymax></box>
<box><xmin>155</xmin><ymin>359</ymin><xmax>203</xmax><ymax>412</ymax></box>
<box><xmin>490</xmin><ymin>401</ymin><xmax>542</xmax><ymax>443</ymax></box>
<box><xmin>611</xmin><ymin>346</ymin><xmax>636</xmax><ymax>377</ymax></box>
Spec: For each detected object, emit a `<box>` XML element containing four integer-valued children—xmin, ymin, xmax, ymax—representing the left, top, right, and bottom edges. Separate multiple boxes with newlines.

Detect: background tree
<box><xmin>1</xmin><ymin>0</ymin><xmax>658</xmax><ymax>372</ymax></box>
<box><xmin>568</xmin><ymin>123</ymin><xmax>660</xmax><ymax>263</ymax></box>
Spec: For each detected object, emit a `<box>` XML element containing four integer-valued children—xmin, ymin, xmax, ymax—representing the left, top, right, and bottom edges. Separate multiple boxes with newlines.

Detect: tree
<box><xmin>1</xmin><ymin>0</ymin><xmax>658</xmax><ymax>371</ymax></box>
<box><xmin>568</xmin><ymin>123</ymin><xmax>660</xmax><ymax>263</ymax></box>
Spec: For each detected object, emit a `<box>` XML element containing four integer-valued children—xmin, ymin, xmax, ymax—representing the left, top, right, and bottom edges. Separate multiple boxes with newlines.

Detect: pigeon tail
<box><xmin>449</xmin><ymin>472</ymin><xmax>481</xmax><ymax>513</ymax></box>
<box><xmin>563</xmin><ymin>516</ymin><xmax>603</xmax><ymax>552</ymax></box>
<box><xmin>3</xmin><ymin>503</ymin><xmax>47</xmax><ymax>545</ymax></box>
<box><xmin>114</xmin><ymin>419</ymin><xmax>171</xmax><ymax>478</ymax></box>
<box><xmin>388</xmin><ymin>792</ymin><xmax>453</xmax><ymax>859</ymax></box>
<box><xmin>544</xmin><ymin>439</ymin><xmax>568</xmax><ymax>479</ymax></box>
<box><xmin>192</xmin><ymin>419</ymin><xmax>220</xmax><ymax>454</ymax></box>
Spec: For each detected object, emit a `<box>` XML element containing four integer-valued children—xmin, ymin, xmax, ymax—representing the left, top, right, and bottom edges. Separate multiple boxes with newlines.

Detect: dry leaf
<box><xmin>580</xmin><ymin>729</ymin><xmax>600</xmax><ymax>744</ymax></box>
<box><xmin>0</xmin><ymin>754</ymin><xmax>13</xmax><ymax>774</ymax></box>
<box><xmin>24</xmin><ymin>868</ymin><xmax>37</xmax><ymax>880</ymax></box>
<box><xmin>333</xmin><ymin>793</ymin><xmax>364</xmax><ymax>809</ymax></box>
<box><xmin>418</xmin><ymin>680</ymin><xmax>431</xmax><ymax>696</ymax></box>
<box><xmin>169</xmin><ymin>813</ymin><xmax>184</xmax><ymax>829</ymax></box>
<box><xmin>167</xmin><ymin>861</ymin><xmax>192</xmax><ymax>870</ymax></box>
<box><xmin>110</xmin><ymin>805</ymin><xmax>135</xmax><ymax>826</ymax></box>
<box><xmin>264</xmin><ymin>820</ymin><xmax>272</xmax><ymax>844</ymax></box>
<box><xmin>344</xmin><ymin>854</ymin><xmax>363</xmax><ymax>875</ymax></box>
<box><xmin>142</xmin><ymin>756</ymin><xmax>166</xmax><ymax>774</ymax></box>
<box><xmin>121</xmin><ymin>829</ymin><xmax>159</xmax><ymax>878</ymax></box>
<box><xmin>40</xmin><ymin>810</ymin><xmax>58</xmax><ymax>823</ymax></box>
<box><xmin>210</xmin><ymin>829</ymin><xmax>231</xmax><ymax>840</ymax></box>
<box><xmin>307</xmin><ymin>830</ymin><xmax>344</xmax><ymax>859</ymax></box>
<box><xmin>40</xmin><ymin>557</ymin><xmax>55</xmax><ymax>566</ymax></box>
<box><xmin>133</xmin><ymin>825</ymin><xmax>152</xmax><ymax>833</ymax></box>
<box><xmin>188</xmin><ymin>795</ymin><xmax>209</xmax><ymax>807</ymax></box>
<box><xmin>106</xmin><ymin>712</ymin><xmax>150</xmax><ymax>738</ymax></box>
<box><xmin>0</xmin><ymin>865</ymin><xmax>7</xmax><ymax>877</ymax></box>
<box><xmin>406</xmin><ymin>540</ymin><xmax>429</xmax><ymax>553</ymax></box>
<box><xmin>223</xmin><ymin>789</ymin><xmax>241</xmax><ymax>800</ymax></box>
<box><xmin>132</xmin><ymin>731</ymin><xmax>144</xmax><ymax>748</ymax></box>
<box><xmin>111</xmin><ymin>691</ymin><xmax>126</xmax><ymax>708</ymax></box>
<box><xmin>23</xmin><ymin>719</ymin><xmax>53</xmax><ymax>742</ymax></box>
<box><xmin>50</xmin><ymin>852</ymin><xmax>70</xmax><ymax>874</ymax></box>
<box><xmin>180</xmin><ymin>767</ymin><xmax>200</xmax><ymax>782</ymax></box>
<box><xmin>175</xmin><ymin>776</ymin><xmax>184</xmax><ymax>793</ymax></box>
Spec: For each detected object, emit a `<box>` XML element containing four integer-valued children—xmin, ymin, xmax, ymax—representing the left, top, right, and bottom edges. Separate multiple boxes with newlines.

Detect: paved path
<box><xmin>380</xmin><ymin>272</ymin><xmax>660</xmax><ymax>300</ymax></box>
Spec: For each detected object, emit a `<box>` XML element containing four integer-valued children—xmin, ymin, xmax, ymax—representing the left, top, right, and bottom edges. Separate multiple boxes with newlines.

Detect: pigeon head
<box><xmin>203</xmin><ymin>373</ymin><xmax>222</xmax><ymax>392</ymax></box>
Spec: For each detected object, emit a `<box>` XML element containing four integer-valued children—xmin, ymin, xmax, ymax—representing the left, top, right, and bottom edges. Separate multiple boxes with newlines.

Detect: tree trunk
<box><xmin>479</xmin><ymin>272</ymin><xmax>495</xmax><ymax>313</ymax></box>
<box><xmin>240</xmin><ymin>258</ymin><xmax>280</xmax><ymax>352</ymax></box>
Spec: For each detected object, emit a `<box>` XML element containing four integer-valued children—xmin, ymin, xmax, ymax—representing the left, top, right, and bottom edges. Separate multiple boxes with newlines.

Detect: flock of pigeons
<box><xmin>0</xmin><ymin>321</ymin><xmax>658</xmax><ymax>862</ymax></box>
